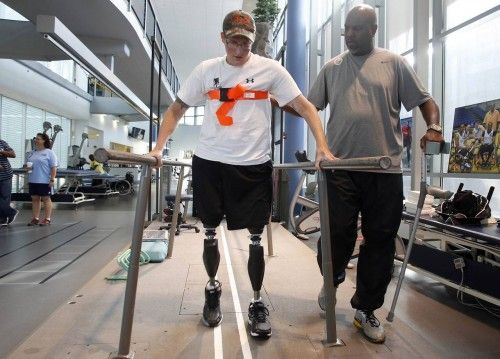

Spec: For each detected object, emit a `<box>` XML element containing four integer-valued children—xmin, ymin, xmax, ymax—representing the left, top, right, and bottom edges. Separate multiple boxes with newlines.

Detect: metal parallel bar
<box><xmin>114</xmin><ymin>165</ymin><xmax>151</xmax><ymax>359</ymax></box>
<box><xmin>103</xmin><ymin>149</ymin><xmax>388</xmax><ymax>352</ymax></box>
<box><xmin>94</xmin><ymin>149</ymin><xmax>192</xmax><ymax>169</ymax></box>
<box><xmin>273</xmin><ymin>155</ymin><xmax>392</xmax><ymax>171</ymax></box>
<box><xmin>95</xmin><ymin>148</ymin><xmax>192</xmax><ymax>358</ymax></box>
<box><xmin>274</xmin><ymin>155</ymin><xmax>390</xmax><ymax>347</ymax></box>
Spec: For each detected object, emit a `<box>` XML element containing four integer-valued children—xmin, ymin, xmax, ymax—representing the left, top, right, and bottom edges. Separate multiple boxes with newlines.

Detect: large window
<box><xmin>0</xmin><ymin>95</ymin><xmax>71</xmax><ymax>170</ymax></box>
<box><xmin>180</xmin><ymin>106</ymin><xmax>204</xmax><ymax>126</ymax></box>
<box><xmin>445</xmin><ymin>0</ymin><xmax>499</xmax><ymax>29</ymax></box>
<box><xmin>442</xmin><ymin>10</ymin><xmax>500</xmax><ymax>214</ymax></box>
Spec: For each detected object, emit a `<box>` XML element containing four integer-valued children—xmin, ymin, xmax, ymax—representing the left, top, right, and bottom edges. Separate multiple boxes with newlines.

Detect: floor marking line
<box><xmin>214</xmin><ymin>324</ymin><xmax>223</xmax><ymax>359</ymax></box>
<box><xmin>220</xmin><ymin>226</ymin><xmax>252</xmax><ymax>359</ymax></box>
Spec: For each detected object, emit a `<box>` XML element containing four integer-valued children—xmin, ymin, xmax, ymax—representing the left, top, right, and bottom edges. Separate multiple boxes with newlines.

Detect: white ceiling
<box><xmin>152</xmin><ymin>0</ymin><xmax>246</xmax><ymax>83</ymax></box>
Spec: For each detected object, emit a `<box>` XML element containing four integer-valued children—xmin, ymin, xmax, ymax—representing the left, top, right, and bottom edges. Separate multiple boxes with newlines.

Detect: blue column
<box><xmin>284</xmin><ymin>0</ymin><xmax>307</xmax><ymax>213</ymax></box>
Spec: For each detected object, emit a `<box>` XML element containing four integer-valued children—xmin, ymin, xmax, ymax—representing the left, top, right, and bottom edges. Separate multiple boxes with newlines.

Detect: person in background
<box><xmin>88</xmin><ymin>154</ymin><xmax>105</xmax><ymax>174</ymax></box>
<box><xmin>88</xmin><ymin>154</ymin><xmax>105</xmax><ymax>186</ymax></box>
<box><xmin>308</xmin><ymin>4</ymin><xmax>444</xmax><ymax>344</ymax></box>
<box><xmin>26</xmin><ymin>133</ymin><xmax>58</xmax><ymax>226</ymax></box>
<box><xmin>150</xmin><ymin>10</ymin><xmax>334</xmax><ymax>338</ymax></box>
<box><xmin>0</xmin><ymin>138</ymin><xmax>18</xmax><ymax>226</ymax></box>
<box><xmin>483</xmin><ymin>103</ymin><xmax>499</xmax><ymax>132</ymax></box>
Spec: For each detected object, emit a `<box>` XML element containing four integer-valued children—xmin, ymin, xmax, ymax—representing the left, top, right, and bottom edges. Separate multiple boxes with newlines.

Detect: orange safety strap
<box><xmin>207</xmin><ymin>84</ymin><xmax>269</xmax><ymax>126</ymax></box>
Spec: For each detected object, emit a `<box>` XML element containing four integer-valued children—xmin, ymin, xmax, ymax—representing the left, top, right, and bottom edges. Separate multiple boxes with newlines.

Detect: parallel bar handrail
<box><xmin>273</xmin><ymin>155</ymin><xmax>392</xmax><ymax>171</ymax></box>
<box><xmin>96</xmin><ymin>148</ymin><xmax>191</xmax><ymax>358</ymax></box>
<box><xmin>95</xmin><ymin>148</ymin><xmax>192</xmax><ymax>256</ymax></box>
<box><xmin>273</xmin><ymin>155</ymin><xmax>391</xmax><ymax>347</ymax></box>
<box><xmin>104</xmin><ymin>148</ymin><xmax>391</xmax><ymax>355</ymax></box>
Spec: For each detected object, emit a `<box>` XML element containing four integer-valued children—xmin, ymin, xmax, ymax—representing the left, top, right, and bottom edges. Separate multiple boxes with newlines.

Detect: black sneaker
<box><xmin>202</xmin><ymin>280</ymin><xmax>222</xmax><ymax>327</ymax></box>
<box><xmin>248</xmin><ymin>301</ymin><xmax>272</xmax><ymax>338</ymax></box>
<box><xmin>6</xmin><ymin>209</ymin><xmax>19</xmax><ymax>225</ymax></box>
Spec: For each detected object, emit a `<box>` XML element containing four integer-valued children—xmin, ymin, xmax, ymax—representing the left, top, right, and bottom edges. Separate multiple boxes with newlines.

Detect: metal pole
<box><xmin>155</xmin><ymin>51</ymin><xmax>162</xmax><ymax>218</ymax></box>
<box><xmin>166</xmin><ymin>165</ymin><xmax>184</xmax><ymax>258</ymax></box>
<box><xmin>159</xmin><ymin>165</ymin><xmax>165</xmax><ymax>218</ymax></box>
<box><xmin>147</xmin><ymin>36</ymin><xmax>155</xmax><ymax>222</ymax></box>
<box><xmin>317</xmin><ymin>170</ymin><xmax>344</xmax><ymax>347</ymax></box>
<box><xmin>266</xmin><ymin>216</ymin><xmax>274</xmax><ymax>256</ymax></box>
<box><xmin>94</xmin><ymin>149</ymin><xmax>193</xmax><ymax>358</ymax></box>
<box><xmin>112</xmin><ymin>165</ymin><xmax>151</xmax><ymax>359</ymax></box>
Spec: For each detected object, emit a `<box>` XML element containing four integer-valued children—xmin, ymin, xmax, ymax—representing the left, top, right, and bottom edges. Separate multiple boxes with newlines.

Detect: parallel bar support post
<box><xmin>155</xmin><ymin>52</ymin><xmax>162</xmax><ymax>218</ymax></box>
<box><xmin>147</xmin><ymin>36</ymin><xmax>155</xmax><ymax>222</ymax></box>
<box><xmin>112</xmin><ymin>165</ymin><xmax>152</xmax><ymax>359</ymax></box>
<box><xmin>166</xmin><ymin>165</ymin><xmax>184</xmax><ymax>258</ymax></box>
<box><xmin>266</xmin><ymin>217</ymin><xmax>274</xmax><ymax>256</ymax></box>
<box><xmin>318</xmin><ymin>170</ymin><xmax>344</xmax><ymax>347</ymax></box>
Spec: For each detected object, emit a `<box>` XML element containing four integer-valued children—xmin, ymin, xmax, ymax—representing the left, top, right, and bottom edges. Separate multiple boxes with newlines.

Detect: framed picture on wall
<box><xmin>401</xmin><ymin>116</ymin><xmax>412</xmax><ymax>170</ymax></box>
<box><xmin>447</xmin><ymin>99</ymin><xmax>500</xmax><ymax>174</ymax></box>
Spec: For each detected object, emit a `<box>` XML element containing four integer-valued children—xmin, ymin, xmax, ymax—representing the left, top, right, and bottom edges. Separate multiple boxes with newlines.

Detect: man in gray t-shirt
<box><xmin>308</xmin><ymin>5</ymin><xmax>443</xmax><ymax>344</ymax></box>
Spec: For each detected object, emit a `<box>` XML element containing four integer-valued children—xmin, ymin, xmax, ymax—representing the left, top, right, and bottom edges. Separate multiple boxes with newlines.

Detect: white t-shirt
<box><xmin>483</xmin><ymin>129</ymin><xmax>494</xmax><ymax>145</ymax></box>
<box><xmin>177</xmin><ymin>53</ymin><xmax>301</xmax><ymax>165</ymax></box>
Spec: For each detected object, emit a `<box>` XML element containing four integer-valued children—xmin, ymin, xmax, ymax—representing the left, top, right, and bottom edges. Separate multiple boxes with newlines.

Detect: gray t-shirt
<box><xmin>308</xmin><ymin>48</ymin><xmax>431</xmax><ymax>172</ymax></box>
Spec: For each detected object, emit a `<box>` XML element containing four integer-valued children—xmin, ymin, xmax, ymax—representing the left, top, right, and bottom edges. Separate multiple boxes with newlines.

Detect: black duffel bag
<box><xmin>437</xmin><ymin>184</ymin><xmax>494</xmax><ymax>225</ymax></box>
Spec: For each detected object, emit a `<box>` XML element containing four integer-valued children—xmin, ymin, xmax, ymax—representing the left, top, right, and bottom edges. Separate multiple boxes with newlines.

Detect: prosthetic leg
<box><xmin>247</xmin><ymin>227</ymin><xmax>272</xmax><ymax>338</ymax></box>
<box><xmin>202</xmin><ymin>227</ymin><xmax>223</xmax><ymax>327</ymax></box>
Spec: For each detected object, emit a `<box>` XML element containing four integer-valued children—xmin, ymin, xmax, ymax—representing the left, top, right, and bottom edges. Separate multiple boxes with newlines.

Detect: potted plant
<box><xmin>251</xmin><ymin>0</ymin><xmax>280</xmax><ymax>58</ymax></box>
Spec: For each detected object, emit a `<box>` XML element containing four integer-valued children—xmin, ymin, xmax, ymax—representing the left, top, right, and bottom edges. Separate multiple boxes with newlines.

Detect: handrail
<box><xmin>273</xmin><ymin>156</ymin><xmax>392</xmax><ymax>171</ymax></box>
<box><xmin>94</xmin><ymin>147</ymin><xmax>191</xmax><ymax>257</ymax></box>
<box><xmin>98</xmin><ymin>148</ymin><xmax>191</xmax><ymax>358</ymax></box>
<box><xmin>273</xmin><ymin>155</ymin><xmax>392</xmax><ymax>348</ymax></box>
<box><xmin>105</xmin><ymin>150</ymin><xmax>391</xmax><ymax>356</ymax></box>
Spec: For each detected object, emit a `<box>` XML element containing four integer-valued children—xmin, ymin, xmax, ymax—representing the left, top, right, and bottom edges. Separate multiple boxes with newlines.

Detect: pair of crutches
<box><xmin>387</xmin><ymin>141</ymin><xmax>452</xmax><ymax>321</ymax></box>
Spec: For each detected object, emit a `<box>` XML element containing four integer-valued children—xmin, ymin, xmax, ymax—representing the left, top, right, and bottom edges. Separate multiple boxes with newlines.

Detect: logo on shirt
<box><xmin>333</xmin><ymin>57</ymin><xmax>343</xmax><ymax>65</ymax></box>
<box><xmin>213</xmin><ymin>77</ymin><xmax>220</xmax><ymax>88</ymax></box>
<box><xmin>245</xmin><ymin>77</ymin><xmax>255</xmax><ymax>83</ymax></box>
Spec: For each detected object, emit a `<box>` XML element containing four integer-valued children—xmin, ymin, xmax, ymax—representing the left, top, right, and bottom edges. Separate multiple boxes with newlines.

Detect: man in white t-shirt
<box><xmin>151</xmin><ymin>10</ymin><xmax>334</xmax><ymax>338</ymax></box>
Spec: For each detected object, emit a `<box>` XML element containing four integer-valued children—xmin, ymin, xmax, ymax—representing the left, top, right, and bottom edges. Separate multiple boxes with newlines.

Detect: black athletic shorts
<box><xmin>29</xmin><ymin>182</ymin><xmax>52</xmax><ymax>196</ymax></box>
<box><xmin>192</xmin><ymin>155</ymin><xmax>273</xmax><ymax>230</ymax></box>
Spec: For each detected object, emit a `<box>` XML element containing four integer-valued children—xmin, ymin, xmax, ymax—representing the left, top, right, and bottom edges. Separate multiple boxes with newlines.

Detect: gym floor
<box><xmin>1</xmin><ymin>195</ymin><xmax>499</xmax><ymax>358</ymax></box>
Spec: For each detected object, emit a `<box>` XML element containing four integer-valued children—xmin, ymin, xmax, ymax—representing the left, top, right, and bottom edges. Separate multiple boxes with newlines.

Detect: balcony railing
<box><xmin>128</xmin><ymin>0</ymin><xmax>180</xmax><ymax>94</ymax></box>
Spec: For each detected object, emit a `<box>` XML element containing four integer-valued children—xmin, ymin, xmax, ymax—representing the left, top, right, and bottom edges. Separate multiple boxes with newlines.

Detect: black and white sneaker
<box><xmin>202</xmin><ymin>280</ymin><xmax>222</xmax><ymax>327</ymax></box>
<box><xmin>6</xmin><ymin>209</ymin><xmax>19</xmax><ymax>225</ymax></box>
<box><xmin>248</xmin><ymin>300</ymin><xmax>272</xmax><ymax>338</ymax></box>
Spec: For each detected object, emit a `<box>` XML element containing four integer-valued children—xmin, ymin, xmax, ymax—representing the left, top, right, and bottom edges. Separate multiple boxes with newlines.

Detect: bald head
<box><xmin>345</xmin><ymin>5</ymin><xmax>378</xmax><ymax>56</ymax></box>
<box><xmin>347</xmin><ymin>5</ymin><xmax>377</xmax><ymax>26</ymax></box>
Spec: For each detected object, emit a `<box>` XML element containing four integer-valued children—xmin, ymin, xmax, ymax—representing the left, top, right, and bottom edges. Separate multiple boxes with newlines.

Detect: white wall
<box><xmin>73</xmin><ymin>115</ymin><xmax>149</xmax><ymax>159</ymax></box>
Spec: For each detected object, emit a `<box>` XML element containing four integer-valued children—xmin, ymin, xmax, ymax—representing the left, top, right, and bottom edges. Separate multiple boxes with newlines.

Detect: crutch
<box><xmin>387</xmin><ymin>141</ymin><xmax>452</xmax><ymax>322</ymax></box>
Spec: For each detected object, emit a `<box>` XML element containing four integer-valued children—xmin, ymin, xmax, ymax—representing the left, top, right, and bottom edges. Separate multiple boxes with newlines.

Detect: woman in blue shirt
<box><xmin>26</xmin><ymin>133</ymin><xmax>58</xmax><ymax>226</ymax></box>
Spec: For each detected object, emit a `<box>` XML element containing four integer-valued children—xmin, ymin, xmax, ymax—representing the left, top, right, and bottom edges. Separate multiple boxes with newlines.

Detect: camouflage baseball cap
<box><xmin>222</xmin><ymin>10</ymin><xmax>256</xmax><ymax>42</ymax></box>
